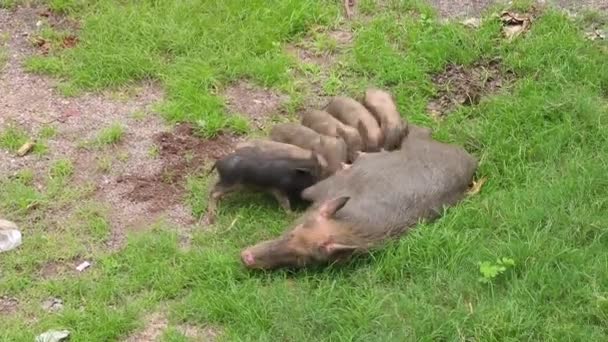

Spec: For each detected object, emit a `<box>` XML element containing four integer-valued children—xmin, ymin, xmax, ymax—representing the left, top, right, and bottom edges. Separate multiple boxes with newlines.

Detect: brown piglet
<box><xmin>301</xmin><ymin>109</ymin><xmax>364</xmax><ymax>162</ymax></box>
<box><xmin>270</xmin><ymin>123</ymin><xmax>348</xmax><ymax>174</ymax></box>
<box><xmin>363</xmin><ymin>88</ymin><xmax>408</xmax><ymax>151</ymax></box>
<box><xmin>324</xmin><ymin>96</ymin><xmax>384</xmax><ymax>152</ymax></box>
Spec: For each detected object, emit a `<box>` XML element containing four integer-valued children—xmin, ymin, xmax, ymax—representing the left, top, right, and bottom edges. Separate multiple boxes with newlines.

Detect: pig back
<box><xmin>303</xmin><ymin>138</ymin><xmax>477</xmax><ymax>240</ymax></box>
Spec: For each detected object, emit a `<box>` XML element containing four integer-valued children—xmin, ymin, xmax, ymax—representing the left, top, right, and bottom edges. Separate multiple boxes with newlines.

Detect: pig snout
<box><xmin>241</xmin><ymin>249</ymin><xmax>256</xmax><ymax>267</ymax></box>
<box><xmin>240</xmin><ymin>239</ymin><xmax>288</xmax><ymax>270</ymax></box>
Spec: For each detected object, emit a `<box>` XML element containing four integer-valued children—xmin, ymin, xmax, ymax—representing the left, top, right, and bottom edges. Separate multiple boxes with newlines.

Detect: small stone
<box><xmin>41</xmin><ymin>298</ymin><xmax>64</xmax><ymax>312</ymax></box>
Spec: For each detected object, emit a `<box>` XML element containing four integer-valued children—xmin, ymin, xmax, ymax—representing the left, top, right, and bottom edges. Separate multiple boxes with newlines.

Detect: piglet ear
<box><xmin>318</xmin><ymin>196</ymin><xmax>350</xmax><ymax>219</ymax></box>
<box><xmin>295</xmin><ymin>168</ymin><xmax>312</xmax><ymax>175</ymax></box>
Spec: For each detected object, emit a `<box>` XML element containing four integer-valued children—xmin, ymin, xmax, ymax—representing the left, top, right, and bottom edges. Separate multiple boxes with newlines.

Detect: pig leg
<box><xmin>206</xmin><ymin>182</ymin><xmax>237</xmax><ymax>224</ymax></box>
<box><xmin>270</xmin><ymin>188</ymin><xmax>292</xmax><ymax>213</ymax></box>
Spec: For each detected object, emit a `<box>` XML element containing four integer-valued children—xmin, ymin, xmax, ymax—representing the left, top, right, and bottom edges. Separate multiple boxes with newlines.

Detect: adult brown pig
<box><xmin>301</xmin><ymin>110</ymin><xmax>364</xmax><ymax>162</ymax></box>
<box><xmin>363</xmin><ymin>88</ymin><xmax>408</xmax><ymax>151</ymax></box>
<box><xmin>324</xmin><ymin>96</ymin><xmax>383</xmax><ymax>152</ymax></box>
<box><xmin>270</xmin><ymin>123</ymin><xmax>348</xmax><ymax>174</ymax></box>
<box><xmin>240</xmin><ymin>130</ymin><xmax>477</xmax><ymax>269</ymax></box>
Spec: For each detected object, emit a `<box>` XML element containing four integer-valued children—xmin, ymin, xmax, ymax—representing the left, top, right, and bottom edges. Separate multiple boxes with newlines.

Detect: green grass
<box><xmin>93</xmin><ymin>123</ymin><xmax>125</xmax><ymax>147</ymax></box>
<box><xmin>23</xmin><ymin>0</ymin><xmax>339</xmax><ymax>136</ymax></box>
<box><xmin>0</xmin><ymin>124</ymin><xmax>29</xmax><ymax>152</ymax></box>
<box><xmin>2</xmin><ymin>0</ymin><xmax>608</xmax><ymax>341</ymax></box>
<box><xmin>0</xmin><ymin>124</ymin><xmax>59</xmax><ymax>156</ymax></box>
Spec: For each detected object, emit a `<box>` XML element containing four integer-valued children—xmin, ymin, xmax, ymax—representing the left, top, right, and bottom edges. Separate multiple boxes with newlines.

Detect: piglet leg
<box><xmin>270</xmin><ymin>189</ymin><xmax>292</xmax><ymax>213</ymax></box>
<box><xmin>205</xmin><ymin>183</ymin><xmax>236</xmax><ymax>224</ymax></box>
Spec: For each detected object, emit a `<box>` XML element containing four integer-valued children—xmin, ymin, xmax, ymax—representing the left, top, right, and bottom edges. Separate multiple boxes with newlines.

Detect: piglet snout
<box><xmin>241</xmin><ymin>250</ymin><xmax>256</xmax><ymax>267</ymax></box>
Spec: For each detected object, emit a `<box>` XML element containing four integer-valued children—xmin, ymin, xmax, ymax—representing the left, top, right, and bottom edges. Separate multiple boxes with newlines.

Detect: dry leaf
<box><xmin>17</xmin><ymin>140</ymin><xmax>35</xmax><ymax>156</ymax></box>
<box><xmin>500</xmin><ymin>11</ymin><xmax>532</xmax><ymax>41</ymax></box>
<box><xmin>467</xmin><ymin>176</ymin><xmax>488</xmax><ymax>196</ymax></box>
<box><xmin>61</xmin><ymin>35</ymin><xmax>79</xmax><ymax>49</ymax></box>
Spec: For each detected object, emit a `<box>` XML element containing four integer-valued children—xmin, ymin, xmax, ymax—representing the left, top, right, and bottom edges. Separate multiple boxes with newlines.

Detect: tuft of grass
<box><xmin>74</xmin><ymin>202</ymin><xmax>111</xmax><ymax>242</ymax></box>
<box><xmin>49</xmin><ymin>159</ymin><xmax>74</xmax><ymax>180</ymax></box>
<box><xmin>96</xmin><ymin>155</ymin><xmax>112</xmax><ymax>173</ymax></box>
<box><xmin>0</xmin><ymin>125</ymin><xmax>29</xmax><ymax>152</ymax></box>
<box><xmin>94</xmin><ymin>123</ymin><xmax>125</xmax><ymax>147</ymax></box>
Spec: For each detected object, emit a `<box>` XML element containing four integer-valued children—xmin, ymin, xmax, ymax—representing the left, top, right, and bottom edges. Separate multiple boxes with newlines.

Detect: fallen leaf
<box><xmin>500</xmin><ymin>11</ymin><xmax>532</xmax><ymax>41</ymax></box>
<box><xmin>467</xmin><ymin>176</ymin><xmax>488</xmax><ymax>196</ymax></box>
<box><xmin>61</xmin><ymin>35</ymin><xmax>79</xmax><ymax>49</ymax></box>
<box><xmin>17</xmin><ymin>140</ymin><xmax>35</xmax><ymax>157</ymax></box>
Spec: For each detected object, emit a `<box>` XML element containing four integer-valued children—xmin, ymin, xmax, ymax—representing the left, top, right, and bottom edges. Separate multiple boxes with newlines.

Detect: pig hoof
<box><xmin>241</xmin><ymin>250</ymin><xmax>255</xmax><ymax>267</ymax></box>
<box><xmin>341</xmin><ymin>162</ymin><xmax>352</xmax><ymax>171</ymax></box>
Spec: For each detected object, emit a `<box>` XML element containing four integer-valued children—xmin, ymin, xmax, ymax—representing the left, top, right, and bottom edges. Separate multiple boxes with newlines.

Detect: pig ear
<box><xmin>318</xmin><ymin>196</ymin><xmax>350</xmax><ymax>219</ymax></box>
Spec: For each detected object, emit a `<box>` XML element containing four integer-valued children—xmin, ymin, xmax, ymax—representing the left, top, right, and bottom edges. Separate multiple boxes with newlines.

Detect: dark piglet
<box><xmin>235</xmin><ymin>139</ymin><xmax>330</xmax><ymax>178</ymax></box>
<box><xmin>206</xmin><ymin>147</ymin><xmax>322</xmax><ymax>224</ymax></box>
<box><xmin>324</xmin><ymin>96</ymin><xmax>383</xmax><ymax>152</ymax></box>
<box><xmin>301</xmin><ymin>109</ymin><xmax>364</xmax><ymax>162</ymax></box>
<box><xmin>240</xmin><ymin>129</ymin><xmax>477</xmax><ymax>269</ymax></box>
<box><xmin>270</xmin><ymin>123</ymin><xmax>348</xmax><ymax>174</ymax></box>
<box><xmin>363</xmin><ymin>88</ymin><xmax>408</xmax><ymax>151</ymax></box>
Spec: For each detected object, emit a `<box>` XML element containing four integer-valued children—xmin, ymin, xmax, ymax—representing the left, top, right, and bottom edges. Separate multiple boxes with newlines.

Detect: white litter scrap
<box><xmin>35</xmin><ymin>330</ymin><xmax>70</xmax><ymax>342</ymax></box>
<box><xmin>75</xmin><ymin>261</ymin><xmax>91</xmax><ymax>272</ymax></box>
<box><xmin>0</xmin><ymin>219</ymin><xmax>22</xmax><ymax>253</ymax></box>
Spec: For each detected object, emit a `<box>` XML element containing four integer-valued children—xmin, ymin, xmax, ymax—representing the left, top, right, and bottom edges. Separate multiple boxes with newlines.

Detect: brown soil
<box><xmin>223</xmin><ymin>81</ymin><xmax>290</xmax><ymax>129</ymax></box>
<box><xmin>177</xmin><ymin>324</ymin><xmax>220</xmax><ymax>341</ymax></box>
<box><xmin>428</xmin><ymin>0</ymin><xmax>608</xmax><ymax>19</ymax></box>
<box><xmin>38</xmin><ymin>260</ymin><xmax>73</xmax><ymax>279</ymax></box>
<box><xmin>124</xmin><ymin>312</ymin><xmax>169</xmax><ymax>342</ymax></box>
<box><xmin>103</xmin><ymin>123</ymin><xmax>240</xmax><ymax>248</ymax></box>
<box><xmin>115</xmin><ymin>123</ymin><xmax>239</xmax><ymax>216</ymax></box>
<box><xmin>0</xmin><ymin>296</ymin><xmax>19</xmax><ymax>315</ymax></box>
<box><xmin>426</xmin><ymin>59</ymin><xmax>514</xmax><ymax>118</ymax></box>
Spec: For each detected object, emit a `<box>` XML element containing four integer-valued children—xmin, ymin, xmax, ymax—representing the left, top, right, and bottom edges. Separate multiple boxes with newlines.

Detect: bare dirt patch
<box><xmin>38</xmin><ymin>260</ymin><xmax>73</xmax><ymax>279</ymax></box>
<box><xmin>103</xmin><ymin>123</ymin><xmax>240</xmax><ymax>248</ymax></box>
<box><xmin>0</xmin><ymin>296</ymin><xmax>19</xmax><ymax>315</ymax></box>
<box><xmin>285</xmin><ymin>28</ymin><xmax>353</xmax><ymax>67</ymax></box>
<box><xmin>428</xmin><ymin>0</ymin><xmax>607</xmax><ymax>19</ymax></box>
<box><xmin>124</xmin><ymin>312</ymin><xmax>168</xmax><ymax>342</ymax></box>
<box><xmin>224</xmin><ymin>81</ymin><xmax>290</xmax><ymax>128</ymax></box>
<box><xmin>426</xmin><ymin>59</ymin><xmax>514</xmax><ymax>118</ymax></box>
<box><xmin>177</xmin><ymin>323</ymin><xmax>220</xmax><ymax>341</ymax></box>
